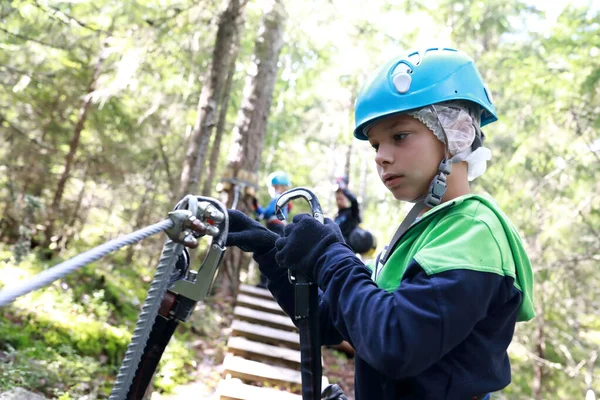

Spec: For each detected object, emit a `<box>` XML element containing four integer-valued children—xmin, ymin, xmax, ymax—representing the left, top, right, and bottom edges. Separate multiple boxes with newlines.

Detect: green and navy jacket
<box><xmin>259</xmin><ymin>194</ymin><xmax>535</xmax><ymax>400</ymax></box>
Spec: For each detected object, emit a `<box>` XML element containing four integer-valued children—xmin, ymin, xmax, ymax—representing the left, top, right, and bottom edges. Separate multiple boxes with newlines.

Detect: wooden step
<box><xmin>227</xmin><ymin>336</ymin><xmax>301</xmax><ymax>369</ymax></box>
<box><xmin>239</xmin><ymin>283</ymin><xmax>274</xmax><ymax>300</ymax></box>
<box><xmin>234</xmin><ymin>306</ymin><xmax>297</xmax><ymax>332</ymax></box>
<box><xmin>231</xmin><ymin>320</ymin><xmax>300</xmax><ymax>350</ymax></box>
<box><xmin>222</xmin><ymin>354</ymin><xmax>330</xmax><ymax>389</ymax></box>
<box><xmin>223</xmin><ymin>354</ymin><xmax>302</xmax><ymax>386</ymax></box>
<box><xmin>236</xmin><ymin>293</ymin><xmax>287</xmax><ymax>316</ymax></box>
<box><xmin>227</xmin><ymin>336</ymin><xmax>325</xmax><ymax>369</ymax></box>
<box><xmin>217</xmin><ymin>378</ymin><xmax>301</xmax><ymax>400</ymax></box>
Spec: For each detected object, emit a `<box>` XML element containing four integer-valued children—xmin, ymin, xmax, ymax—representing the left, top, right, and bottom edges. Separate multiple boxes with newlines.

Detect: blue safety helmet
<box><xmin>268</xmin><ymin>171</ymin><xmax>291</xmax><ymax>187</ymax></box>
<box><xmin>354</xmin><ymin>47</ymin><xmax>497</xmax><ymax>140</ymax></box>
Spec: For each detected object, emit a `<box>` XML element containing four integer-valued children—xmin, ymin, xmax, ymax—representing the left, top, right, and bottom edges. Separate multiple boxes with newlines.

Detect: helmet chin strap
<box><xmin>380</xmin><ymin>157</ymin><xmax>452</xmax><ymax>265</ymax></box>
<box><xmin>379</xmin><ymin>105</ymin><xmax>453</xmax><ymax>266</ymax></box>
<box><xmin>423</xmin><ymin>104</ymin><xmax>455</xmax><ymax>209</ymax></box>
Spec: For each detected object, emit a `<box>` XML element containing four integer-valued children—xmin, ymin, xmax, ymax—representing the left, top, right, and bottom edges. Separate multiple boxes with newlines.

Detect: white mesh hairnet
<box><xmin>408</xmin><ymin>101</ymin><xmax>491</xmax><ymax>181</ymax></box>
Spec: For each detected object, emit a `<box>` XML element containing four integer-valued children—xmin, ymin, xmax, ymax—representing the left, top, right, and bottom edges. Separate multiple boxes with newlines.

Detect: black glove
<box><xmin>226</xmin><ymin>209</ymin><xmax>278</xmax><ymax>255</ymax></box>
<box><xmin>274</xmin><ymin>214</ymin><xmax>345</xmax><ymax>282</ymax></box>
<box><xmin>321</xmin><ymin>384</ymin><xmax>348</xmax><ymax>400</ymax></box>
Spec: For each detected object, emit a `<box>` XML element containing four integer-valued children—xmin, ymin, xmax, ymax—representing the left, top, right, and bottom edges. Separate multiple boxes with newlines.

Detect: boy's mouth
<box><xmin>382</xmin><ymin>173</ymin><xmax>404</xmax><ymax>187</ymax></box>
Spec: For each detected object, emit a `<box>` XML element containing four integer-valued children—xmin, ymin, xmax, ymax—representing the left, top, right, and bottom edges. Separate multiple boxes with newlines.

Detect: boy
<box><xmin>253</xmin><ymin>170</ymin><xmax>292</xmax><ymax>232</ymax></box>
<box><xmin>225</xmin><ymin>48</ymin><xmax>535</xmax><ymax>399</ymax></box>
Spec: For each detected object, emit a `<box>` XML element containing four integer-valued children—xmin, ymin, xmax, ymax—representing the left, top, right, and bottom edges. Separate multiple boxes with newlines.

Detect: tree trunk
<box><xmin>215</xmin><ymin>0</ymin><xmax>287</xmax><ymax>297</ymax></box>
<box><xmin>157</xmin><ymin>137</ymin><xmax>176</xmax><ymax>198</ymax></box>
<box><xmin>586</xmin><ymin>351</ymin><xmax>598</xmax><ymax>400</ymax></box>
<box><xmin>202</xmin><ymin>26</ymin><xmax>243</xmax><ymax>197</ymax></box>
<box><xmin>359</xmin><ymin>156</ymin><xmax>369</xmax><ymax>210</ymax></box>
<box><xmin>60</xmin><ymin>163</ymin><xmax>89</xmax><ymax>250</ymax></box>
<box><xmin>44</xmin><ymin>42</ymin><xmax>108</xmax><ymax>249</ymax></box>
<box><xmin>66</xmin><ymin>163</ymin><xmax>89</xmax><ymax>228</ymax></box>
<box><xmin>344</xmin><ymin>142</ymin><xmax>352</xmax><ymax>179</ymax></box>
<box><xmin>21</xmin><ymin>108</ymin><xmax>57</xmax><ymax>199</ymax></box>
<box><xmin>125</xmin><ymin>155</ymin><xmax>160</xmax><ymax>264</ymax></box>
<box><xmin>532</xmin><ymin>311</ymin><xmax>545</xmax><ymax>400</ymax></box>
<box><xmin>178</xmin><ymin>0</ymin><xmax>246</xmax><ymax>199</ymax></box>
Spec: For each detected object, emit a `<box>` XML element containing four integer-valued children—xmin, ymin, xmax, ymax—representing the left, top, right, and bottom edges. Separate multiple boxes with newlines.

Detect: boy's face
<box><xmin>272</xmin><ymin>184</ymin><xmax>287</xmax><ymax>194</ymax></box>
<box><xmin>367</xmin><ymin>114</ymin><xmax>445</xmax><ymax>202</ymax></box>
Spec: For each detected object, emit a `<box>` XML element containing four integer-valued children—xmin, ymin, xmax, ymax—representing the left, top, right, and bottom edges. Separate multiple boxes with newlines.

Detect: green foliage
<box><xmin>0</xmin><ymin>244</ymin><xmax>200</xmax><ymax>397</ymax></box>
<box><xmin>153</xmin><ymin>336</ymin><xmax>196</xmax><ymax>392</ymax></box>
<box><xmin>0</xmin><ymin>343</ymin><xmax>109</xmax><ymax>398</ymax></box>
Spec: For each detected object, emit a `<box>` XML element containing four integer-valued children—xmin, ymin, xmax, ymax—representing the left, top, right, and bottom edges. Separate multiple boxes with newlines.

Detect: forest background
<box><xmin>0</xmin><ymin>0</ymin><xmax>599</xmax><ymax>399</ymax></box>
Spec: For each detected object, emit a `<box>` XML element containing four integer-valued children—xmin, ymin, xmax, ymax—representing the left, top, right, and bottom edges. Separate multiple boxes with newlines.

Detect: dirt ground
<box><xmin>322</xmin><ymin>346</ymin><xmax>356</xmax><ymax>400</ymax></box>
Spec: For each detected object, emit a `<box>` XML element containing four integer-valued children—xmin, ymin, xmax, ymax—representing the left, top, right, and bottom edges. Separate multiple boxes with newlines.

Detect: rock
<box><xmin>0</xmin><ymin>388</ymin><xmax>48</xmax><ymax>400</ymax></box>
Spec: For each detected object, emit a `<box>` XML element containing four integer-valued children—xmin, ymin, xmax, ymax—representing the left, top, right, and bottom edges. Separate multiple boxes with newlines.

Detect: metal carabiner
<box><xmin>110</xmin><ymin>196</ymin><xmax>229</xmax><ymax>400</ymax></box>
<box><xmin>274</xmin><ymin>187</ymin><xmax>324</xmax><ymax>319</ymax></box>
<box><xmin>275</xmin><ymin>187</ymin><xmax>325</xmax><ymax>400</ymax></box>
<box><xmin>275</xmin><ymin>187</ymin><xmax>324</xmax><ymax>225</ymax></box>
<box><xmin>170</xmin><ymin>196</ymin><xmax>229</xmax><ymax>303</ymax></box>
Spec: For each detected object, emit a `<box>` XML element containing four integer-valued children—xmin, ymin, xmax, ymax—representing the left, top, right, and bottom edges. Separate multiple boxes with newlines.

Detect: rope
<box><xmin>0</xmin><ymin>219</ymin><xmax>173</xmax><ymax>307</ymax></box>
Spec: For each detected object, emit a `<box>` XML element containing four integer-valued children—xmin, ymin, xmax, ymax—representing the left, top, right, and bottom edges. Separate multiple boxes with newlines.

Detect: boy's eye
<box><xmin>393</xmin><ymin>133</ymin><xmax>409</xmax><ymax>141</ymax></box>
<box><xmin>370</xmin><ymin>143</ymin><xmax>379</xmax><ymax>151</ymax></box>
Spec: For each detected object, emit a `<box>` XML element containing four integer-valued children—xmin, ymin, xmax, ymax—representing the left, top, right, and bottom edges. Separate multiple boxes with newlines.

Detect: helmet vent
<box><xmin>407</xmin><ymin>52</ymin><xmax>421</xmax><ymax>65</ymax></box>
<box><xmin>391</xmin><ymin>62</ymin><xmax>412</xmax><ymax>75</ymax></box>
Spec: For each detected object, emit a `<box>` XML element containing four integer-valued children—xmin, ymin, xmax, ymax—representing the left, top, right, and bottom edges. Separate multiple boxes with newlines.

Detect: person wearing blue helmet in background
<box><xmin>225</xmin><ymin>48</ymin><xmax>535</xmax><ymax>399</ymax></box>
<box><xmin>251</xmin><ymin>171</ymin><xmax>292</xmax><ymax>288</ymax></box>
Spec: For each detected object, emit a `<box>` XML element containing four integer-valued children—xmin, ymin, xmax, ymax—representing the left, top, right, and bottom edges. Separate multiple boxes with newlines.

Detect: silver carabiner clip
<box><xmin>170</xmin><ymin>196</ymin><xmax>229</xmax><ymax>302</ymax></box>
<box><xmin>275</xmin><ymin>187</ymin><xmax>324</xmax><ymax>319</ymax></box>
<box><xmin>275</xmin><ymin>187</ymin><xmax>324</xmax><ymax>224</ymax></box>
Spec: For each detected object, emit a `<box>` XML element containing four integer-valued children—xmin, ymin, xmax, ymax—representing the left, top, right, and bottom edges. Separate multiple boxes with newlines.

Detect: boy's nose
<box><xmin>375</xmin><ymin>145</ymin><xmax>393</xmax><ymax>166</ymax></box>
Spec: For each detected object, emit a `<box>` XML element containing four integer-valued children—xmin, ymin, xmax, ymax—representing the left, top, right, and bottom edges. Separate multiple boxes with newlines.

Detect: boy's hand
<box><xmin>226</xmin><ymin>210</ymin><xmax>278</xmax><ymax>255</ymax></box>
<box><xmin>274</xmin><ymin>214</ymin><xmax>345</xmax><ymax>282</ymax></box>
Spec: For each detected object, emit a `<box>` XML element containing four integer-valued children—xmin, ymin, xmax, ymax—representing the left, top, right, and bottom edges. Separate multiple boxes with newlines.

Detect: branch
<box><xmin>522</xmin><ymin>346</ymin><xmax>598</xmax><ymax>379</ymax></box>
<box><xmin>146</xmin><ymin>3</ymin><xmax>197</xmax><ymax>27</ymax></box>
<box><xmin>0</xmin><ymin>65</ymin><xmax>56</xmax><ymax>80</ymax></box>
<box><xmin>0</xmin><ymin>112</ymin><xmax>54</xmax><ymax>151</ymax></box>
<box><xmin>0</xmin><ymin>26</ymin><xmax>72</xmax><ymax>51</ymax></box>
<box><xmin>533</xmin><ymin>252</ymin><xmax>600</xmax><ymax>273</ymax></box>
<box><xmin>571</xmin><ymin>108</ymin><xmax>600</xmax><ymax>162</ymax></box>
<box><xmin>29</xmin><ymin>0</ymin><xmax>112</xmax><ymax>35</ymax></box>
<box><xmin>157</xmin><ymin>137</ymin><xmax>175</xmax><ymax>198</ymax></box>
<box><xmin>579</xmin><ymin>210</ymin><xmax>600</xmax><ymax>242</ymax></box>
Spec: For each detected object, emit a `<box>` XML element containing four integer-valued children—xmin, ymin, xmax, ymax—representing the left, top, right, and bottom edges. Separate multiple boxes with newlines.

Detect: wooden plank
<box><xmin>231</xmin><ymin>320</ymin><xmax>300</xmax><ymax>350</ymax></box>
<box><xmin>234</xmin><ymin>306</ymin><xmax>297</xmax><ymax>332</ymax></box>
<box><xmin>227</xmin><ymin>336</ymin><xmax>301</xmax><ymax>369</ymax></box>
<box><xmin>239</xmin><ymin>283</ymin><xmax>274</xmax><ymax>300</ymax></box>
<box><xmin>217</xmin><ymin>379</ymin><xmax>301</xmax><ymax>400</ymax></box>
<box><xmin>236</xmin><ymin>294</ymin><xmax>287</xmax><ymax>316</ymax></box>
<box><xmin>223</xmin><ymin>354</ymin><xmax>302</xmax><ymax>386</ymax></box>
<box><xmin>227</xmin><ymin>336</ymin><xmax>325</xmax><ymax>369</ymax></box>
<box><xmin>222</xmin><ymin>355</ymin><xmax>330</xmax><ymax>392</ymax></box>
